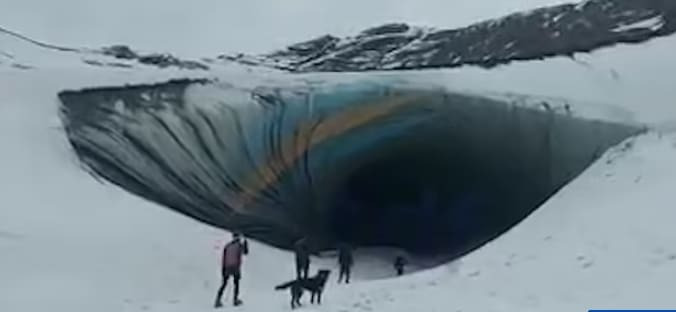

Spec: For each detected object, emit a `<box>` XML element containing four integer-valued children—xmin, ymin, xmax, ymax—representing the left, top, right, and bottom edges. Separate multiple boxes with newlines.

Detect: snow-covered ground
<box><xmin>2</xmin><ymin>17</ymin><xmax>676</xmax><ymax>312</ymax></box>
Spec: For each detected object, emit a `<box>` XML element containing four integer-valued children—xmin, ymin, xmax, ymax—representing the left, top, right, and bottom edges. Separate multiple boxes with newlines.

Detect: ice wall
<box><xmin>58</xmin><ymin>78</ymin><xmax>642</xmax><ymax>256</ymax></box>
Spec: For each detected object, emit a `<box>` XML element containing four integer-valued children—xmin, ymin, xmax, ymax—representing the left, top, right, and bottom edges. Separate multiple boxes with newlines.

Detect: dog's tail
<box><xmin>274</xmin><ymin>280</ymin><xmax>295</xmax><ymax>290</ymax></box>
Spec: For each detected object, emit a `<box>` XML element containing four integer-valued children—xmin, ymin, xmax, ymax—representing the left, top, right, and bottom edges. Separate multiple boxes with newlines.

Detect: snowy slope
<box><xmin>224</xmin><ymin>0</ymin><xmax>676</xmax><ymax>72</ymax></box>
<box><xmin>2</xmin><ymin>1</ymin><xmax>676</xmax><ymax>312</ymax></box>
<box><xmin>0</xmin><ymin>69</ymin><xmax>217</xmax><ymax>312</ymax></box>
<box><xmin>0</xmin><ymin>26</ymin><xmax>209</xmax><ymax>70</ymax></box>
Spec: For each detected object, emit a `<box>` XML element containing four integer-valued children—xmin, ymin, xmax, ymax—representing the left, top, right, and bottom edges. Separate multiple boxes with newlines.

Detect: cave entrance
<box><xmin>327</xmin><ymin>129</ymin><xmax>505</xmax><ymax>256</ymax></box>
<box><xmin>58</xmin><ymin>82</ymin><xmax>643</xmax><ymax>263</ymax></box>
<box><xmin>321</xmin><ymin>93</ymin><xmax>641</xmax><ymax>259</ymax></box>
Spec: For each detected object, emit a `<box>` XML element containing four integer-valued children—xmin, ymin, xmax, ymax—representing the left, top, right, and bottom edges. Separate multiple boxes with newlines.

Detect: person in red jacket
<box><xmin>214</xmin><ymin>232</ymin><xmax>249</xmax><ymax>308</ymax></box>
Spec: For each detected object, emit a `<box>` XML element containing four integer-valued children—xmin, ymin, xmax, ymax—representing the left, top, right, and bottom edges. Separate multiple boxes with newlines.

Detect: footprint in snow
<box><xmin>576</xmin><ymin>255</ymin><xmax>594</xmax><ymax>268</ymax></box>
<box><xmin>582</xmin><ymin>261</ymin><xmax>594</xmax><ymax>269</ymax></box>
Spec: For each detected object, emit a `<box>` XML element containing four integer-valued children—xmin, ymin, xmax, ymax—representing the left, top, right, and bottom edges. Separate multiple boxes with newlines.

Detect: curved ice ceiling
<box><xmin>58</xmin><ymin>79</ymin><xmax>641</xmax><ymax>256</ymax></box>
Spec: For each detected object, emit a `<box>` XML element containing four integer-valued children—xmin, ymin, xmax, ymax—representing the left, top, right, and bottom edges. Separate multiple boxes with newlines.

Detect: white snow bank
<box><xmin>612</xmin><ymin>16</ymin><xmax>665</xmax><ymax>33</ymax></box>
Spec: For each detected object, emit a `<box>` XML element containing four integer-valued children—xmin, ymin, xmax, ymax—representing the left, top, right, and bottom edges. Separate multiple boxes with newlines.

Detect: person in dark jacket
<box><xmin>394</xmin><ymin>256</ymin><xmax>407</xmax><ymax>276</ymax></box>
<box><xmin>294</xmin><ymin>238</ymin><xmax>310</xmax><ymax>280</ymax></box>
<box><xmin>337</xmin><ymin>243</ymin><xmax>354</xmax><ymax>284</ymax></box>
<box><xmin>214</xmin><ymin>232</ymin><xmax>249</xmax><ymax>308</ymax></box>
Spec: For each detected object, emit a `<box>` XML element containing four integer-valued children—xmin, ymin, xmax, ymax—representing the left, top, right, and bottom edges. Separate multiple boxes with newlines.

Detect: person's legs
<box><xmin>296</xmin><ymin>261</ymin><xmax>302</xmax><ymax>279</ymax></box>
<box><xmin>233</xmin><ymin>270</ymin><xmax>242</xmax><ymax>305</ymax></box>
<box><xmin>338</xmin><ymin>266</ymin><xmax>345</xmax><ymax>283</ymax></box>
<box><xmin>345</xmin><ymin>265</ymin><xmax>351</xmax><ymax>284</ymax></box>
<box><xmin>214</xmin><ymin>271</ymin><xmax>231</xmax><ymax>307</ymax></box>
<box><xmin>302</xmin><ymin>263</ymin><xmax>309</xmax><ymax>279</ymax></box>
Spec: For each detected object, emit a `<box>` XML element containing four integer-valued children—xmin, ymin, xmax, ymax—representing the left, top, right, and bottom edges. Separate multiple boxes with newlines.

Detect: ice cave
<box><xmin>58</xmin><ymin>78</ymin><xmax>642</xmax><ymax>258</ymax></box>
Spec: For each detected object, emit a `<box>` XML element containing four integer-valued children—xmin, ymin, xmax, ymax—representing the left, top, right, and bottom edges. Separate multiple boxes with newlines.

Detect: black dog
<box><xmin>274</xmin><ymin>269</ymin><xmax>331</xmax><ymax>309</ymax></box>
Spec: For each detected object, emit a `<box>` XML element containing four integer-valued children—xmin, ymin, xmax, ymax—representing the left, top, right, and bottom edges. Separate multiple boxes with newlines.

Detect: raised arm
<box><xmin>242</xmin><ymin>239</ymin><xmax>249</xmax><ymax>255</ymax></box>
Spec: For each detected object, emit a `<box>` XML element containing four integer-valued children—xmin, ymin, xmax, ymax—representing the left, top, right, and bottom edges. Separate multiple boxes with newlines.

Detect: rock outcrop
<box><xmin>223</xmin><ymin>0</ymin><xmax>676</xmax><ymax>72</ymax></box>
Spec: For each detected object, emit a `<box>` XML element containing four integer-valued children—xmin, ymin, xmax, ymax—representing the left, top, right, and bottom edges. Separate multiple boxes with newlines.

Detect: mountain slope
<box><xmin>223</xmin><ymin>0</ymin><xmax>676</xmax><ymax>72</ymax></box>
<box><xmin>0</xmin><ymin>26</ymin><xmax>209</xmax><ymax>70</ymax></box>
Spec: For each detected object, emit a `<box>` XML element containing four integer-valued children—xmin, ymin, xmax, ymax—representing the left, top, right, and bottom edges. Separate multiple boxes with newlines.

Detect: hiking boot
<box><xmin>214</xmin><ymin>301</ymin><xmax>223</xmax><ymax>308</ymax></box>
<box><xmin>233</xmin><ymin>299</ymin><xmax>243</xmax><ymax>306</ymax></box>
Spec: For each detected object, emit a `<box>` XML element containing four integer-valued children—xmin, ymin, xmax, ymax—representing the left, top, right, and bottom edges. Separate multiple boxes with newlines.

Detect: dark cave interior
<box><xmin>326</xmin><ymin>123</ymin><xmax>536</xmax><ymax>256</ymax></box>
<box><xmin>313</xmin><ymin>94</ymin><xmax>641</xmax><ymax>258</ymax></box>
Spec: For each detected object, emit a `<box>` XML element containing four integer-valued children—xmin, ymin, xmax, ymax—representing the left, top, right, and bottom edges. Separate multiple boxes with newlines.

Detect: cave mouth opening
<box><xmin>57</xmin><ymin>82</ymin><xmax>642</xmax><ymax>266</ymax></box>
<box><xmin>325</xmin><ymin>129</ymin><xmax>515</xmax><ymax>257</ymax></box>
<box><xmin>313</xmin><ymin>94</ymin><xmax>641</xmax><ymax>260</ymax></box>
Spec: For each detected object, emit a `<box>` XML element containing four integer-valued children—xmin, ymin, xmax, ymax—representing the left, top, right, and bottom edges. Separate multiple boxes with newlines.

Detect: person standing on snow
<box><xmin>214</xmin><ymin>232</ymin><xmax>249</xmax><ymax>308</ymax></box>
<box><xmin>337</xmin><ymin>243</ymin><xmax>354</xmax><ymax>284</ymax></box>
<box><xmin>294</xmin><ymin>238</ymin><xmax>310</xmax><ymax>279</ymax></box>
<box><xmin>394</xmin><ymin>256</ymin><xmax>407</xmax><ymax>276</ymax></box>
